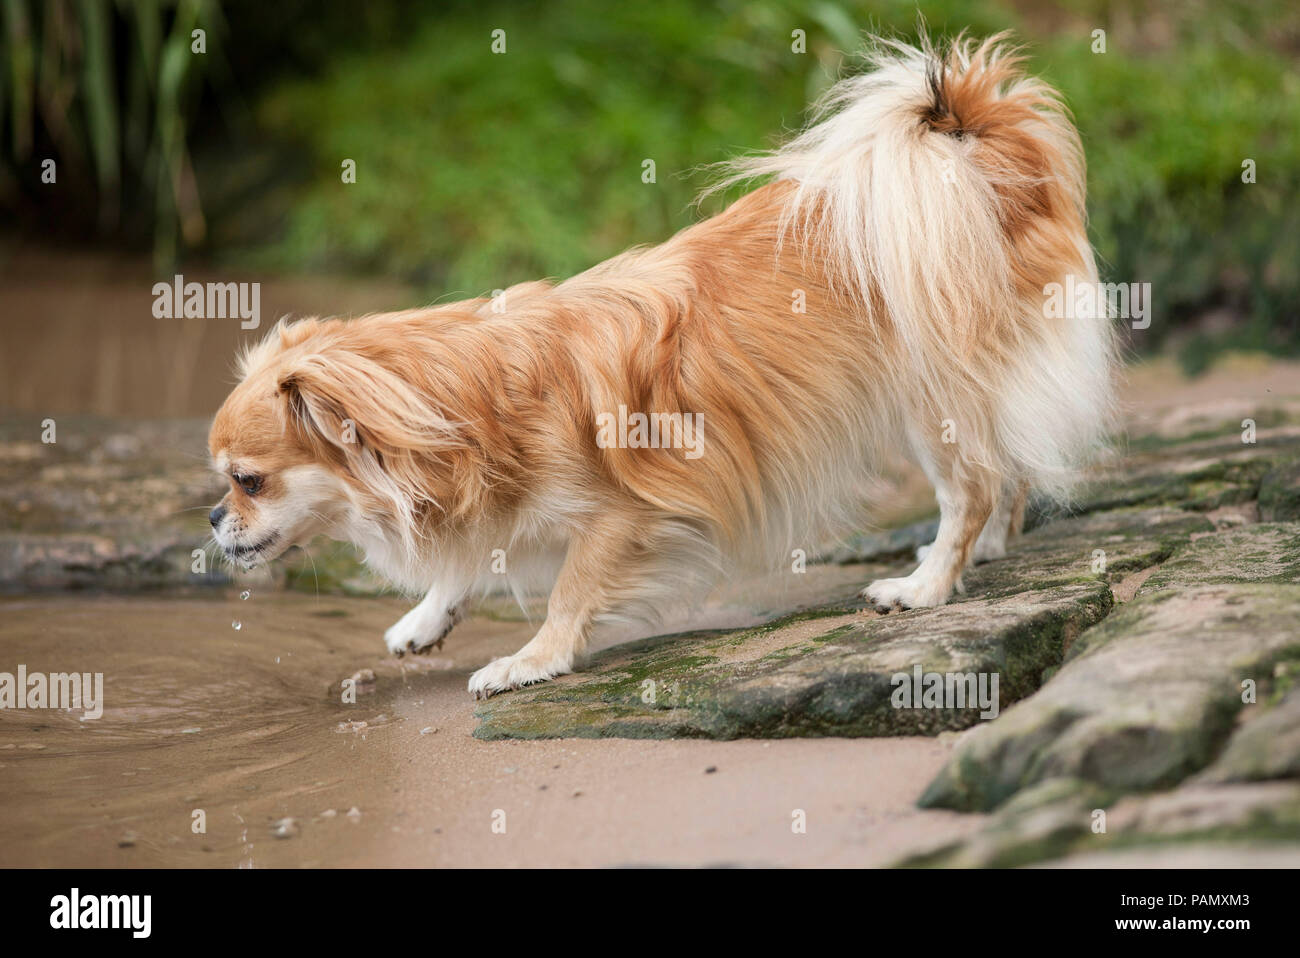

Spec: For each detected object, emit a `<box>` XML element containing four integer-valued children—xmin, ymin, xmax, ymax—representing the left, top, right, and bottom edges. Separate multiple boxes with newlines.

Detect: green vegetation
<box><xmin>0</xmin><ymin>0</ymin><xmax>226</xmax><ymax>266</ymax></box>
<box><xmin>247</xmin><ymin>0</ymin><xmax>1300</xmax><ymax>356</ymax></box>
<box><xmin>4</xmin><ymin>1</ymin><xmax>1298</xmax><ymax>359</ymax></box>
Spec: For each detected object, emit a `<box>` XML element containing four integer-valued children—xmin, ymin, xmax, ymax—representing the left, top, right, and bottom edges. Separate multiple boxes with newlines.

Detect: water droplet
<box><xmin>232</xmin><ymin>620</ymin><xmax>242</xmax><ymax>631</ymax></box>
<box><xmin>240</xmin><ymin>590</ymin><xmax>251</xmax><ymax>600</ymax></box>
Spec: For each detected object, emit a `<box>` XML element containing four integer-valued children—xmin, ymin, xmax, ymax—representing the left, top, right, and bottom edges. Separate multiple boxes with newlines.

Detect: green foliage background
<box><xmin>4</xmin><ymin>0</ymin><xmax>1298</xmax><ymax>362</ymax></box>
<box><xmin>251</xmin><ymin>0</ymin><xmax>1300</xmax><ymax>359</ymax></box>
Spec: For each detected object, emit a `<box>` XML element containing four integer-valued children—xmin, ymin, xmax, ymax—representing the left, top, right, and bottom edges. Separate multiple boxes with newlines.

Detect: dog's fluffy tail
<box><xmin>718</xmin><ymin>32</ymin><xmax>1117</xmax><ymax>502</ymax></box>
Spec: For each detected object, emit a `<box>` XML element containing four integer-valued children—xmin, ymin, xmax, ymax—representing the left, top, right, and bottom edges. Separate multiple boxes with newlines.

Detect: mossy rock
<box><xmin>900</xmin><ymin>778</ymin><xmax>1300</xmax><ymax>867</ymax></box>
<box><xmin>1137</xmin><ymin>522</ymin><xmax>1300</xmax><ymax>593</ymax></box>
<box><xmin>899</xmin><ymin>777</ymin><xmax>1111</xmax><ymax>868</ymax></box>
<box><xmin>473</xmin><ymin>581</ymin><xmax>1111</xmax><ymax>740</ymax></box>
<box><xmin>1259</xmin><ymin>457</ymin><xmax>1300</xmax><ymax>521</ymax></box>
<box><xmin>1195</xmin><ymin>683</ymin><xmax>1300</xmax><ymax>784</ymax></box>
<box><xmin>965</xmin><ymin>506</ymin><xmax>1213</xmax><ymax>600</ymax></box>
<box><xmin>919</xmin><ymin>583</ymin><xmax>1300</xmax><ymax>812</ymax></box>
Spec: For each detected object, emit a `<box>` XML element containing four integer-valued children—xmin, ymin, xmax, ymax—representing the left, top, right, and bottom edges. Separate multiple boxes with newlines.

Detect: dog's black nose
<box><xmin>209</xmin><ymin>505</ymin><xmax>227</xmax><ymax>528</ymax></box>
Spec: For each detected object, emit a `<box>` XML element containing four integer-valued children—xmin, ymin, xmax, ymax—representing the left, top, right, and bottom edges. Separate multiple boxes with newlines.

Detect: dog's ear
<box><xmin>275</xmin><ymin>345</ymin><xmax>499</xmax><ymax>524</ymax></box>
<box><xmin>277</xmin><ymin>360</ymin><xmax>345</xmax><ymax>461</ymax></box>
<box><xmin>276</xmin><ymin>350</ymin><xmax>460</xmax><ymax>465</ymax></box>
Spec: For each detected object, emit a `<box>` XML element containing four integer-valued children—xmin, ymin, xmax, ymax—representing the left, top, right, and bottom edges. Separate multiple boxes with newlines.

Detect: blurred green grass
<box><xmin>6</xmin><ymin>1</ymin><xmax>1297</xmax><ymax>362</ymax></box>
<box><xmin>251</xmin><ymin>0</ymin><xmax>1016</xmax><ymax>290</ymax></box>
<box><xmin>244</xmin><ymin>0</ymin><xmax>1300</xmax><ymax>357</ymax></box>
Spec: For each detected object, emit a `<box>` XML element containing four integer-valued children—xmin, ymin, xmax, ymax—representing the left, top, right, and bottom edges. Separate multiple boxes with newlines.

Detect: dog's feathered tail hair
<box><xmin>713</xmin><ymin>32</ymin><xmax>1117</xmax><ymax>503</ymax></box>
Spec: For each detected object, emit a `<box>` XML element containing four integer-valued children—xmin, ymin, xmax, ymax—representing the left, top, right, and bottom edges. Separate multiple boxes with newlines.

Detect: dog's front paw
<box><xmin>384</xmin><ymin>604</ymin><xmax>462</xmax><ymax>657</ymax></box>
<box><xmin>468</xmin><ymin>653</ymin><xmax>569</xmax><ymax>699</ymax></box>
<box><xmin>864</xmin><ymin>574</ymin><xmax>950</xmax><ymax>613</ymax></box>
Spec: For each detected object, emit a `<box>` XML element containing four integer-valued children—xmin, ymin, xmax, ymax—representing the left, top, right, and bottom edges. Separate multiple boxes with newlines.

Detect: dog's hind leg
<box><xmin>866</xmin><ymin>448</ymin><xmax>997</xmax><ymax>612</ymax></box>
<box><xmin>969</xmin><ymin>478</ymin><xmax>1029</xmax><ymax>563</ymax></box>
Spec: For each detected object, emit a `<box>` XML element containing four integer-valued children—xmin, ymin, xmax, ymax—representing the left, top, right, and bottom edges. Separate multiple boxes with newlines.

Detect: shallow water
<box><xmin>1</xmin><ymin>592</ymin><xmax>515</xmax><ymax>867</ymax></box>
<box><xmin>0</xmin><ymin>566</ymin><xmax>982</xmax><ymax>868</ymax></box>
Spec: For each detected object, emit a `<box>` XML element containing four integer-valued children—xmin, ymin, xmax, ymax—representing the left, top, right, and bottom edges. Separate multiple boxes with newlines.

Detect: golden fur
<box><xmin>208</xmin><ymin>34</ymin><xmax>1117</xmax><ymax>696</ymax></box>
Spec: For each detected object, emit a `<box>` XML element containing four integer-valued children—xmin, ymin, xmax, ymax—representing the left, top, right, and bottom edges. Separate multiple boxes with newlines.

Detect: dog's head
<box><xmin>206</xmin><ymin>317</ymin><xmax>473</xmax><ymax>570</ymax></box>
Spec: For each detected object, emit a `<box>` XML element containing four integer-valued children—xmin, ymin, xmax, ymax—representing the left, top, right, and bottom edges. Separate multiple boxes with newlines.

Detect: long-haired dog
<box><xmin>208</xmin><ymin>35</ymin><xmax>1117</xmax><ymax>697</ymax></box>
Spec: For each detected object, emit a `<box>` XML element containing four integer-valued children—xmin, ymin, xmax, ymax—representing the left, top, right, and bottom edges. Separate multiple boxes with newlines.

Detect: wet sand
<box><xmin>0</xmin><ymin>587</ymin><xmax>979</xmax><ymax>867</ymax></box>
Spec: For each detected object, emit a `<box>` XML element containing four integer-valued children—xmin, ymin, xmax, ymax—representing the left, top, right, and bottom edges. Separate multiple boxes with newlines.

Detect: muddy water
<box><xmin>0</xmin><ymin>565</ymin><xmax>982</xmax><ymax>868</ymax></box>
<box><xmin>0</xmin><ymin>242</ymin><xmax>415</xmax><ymax>419</ymax></box>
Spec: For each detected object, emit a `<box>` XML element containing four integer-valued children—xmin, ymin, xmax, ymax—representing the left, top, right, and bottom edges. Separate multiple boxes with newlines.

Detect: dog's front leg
<box><xmin>468</xmin><ymin>526</ymin><xmax>610</xmax><ymax>698</ymax></box>
<box><xmin>385</xmin><ymin>588</ymin><xmax>467</xmax><ymax>656</ymax></box>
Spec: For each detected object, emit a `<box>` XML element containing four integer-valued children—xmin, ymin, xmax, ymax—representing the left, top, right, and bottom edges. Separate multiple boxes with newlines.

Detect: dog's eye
<box><xmin>234</xmin><ymin>474</ymin><xmax>263</xmax><ymax>495</ymax></box>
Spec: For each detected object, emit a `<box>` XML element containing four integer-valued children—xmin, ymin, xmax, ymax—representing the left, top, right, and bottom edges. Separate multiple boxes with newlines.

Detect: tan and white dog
<box><xmin>207</xmin><ymin>35</ymin><xmax>1117</xmax><ymax>698</ymax></box>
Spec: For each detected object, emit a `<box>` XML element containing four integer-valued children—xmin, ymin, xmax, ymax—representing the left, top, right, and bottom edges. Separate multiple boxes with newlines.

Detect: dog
<box><xmin>207</xmin><ymin>34</ymin><xmax>1117</xmax><ymax>698</ymax></box>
